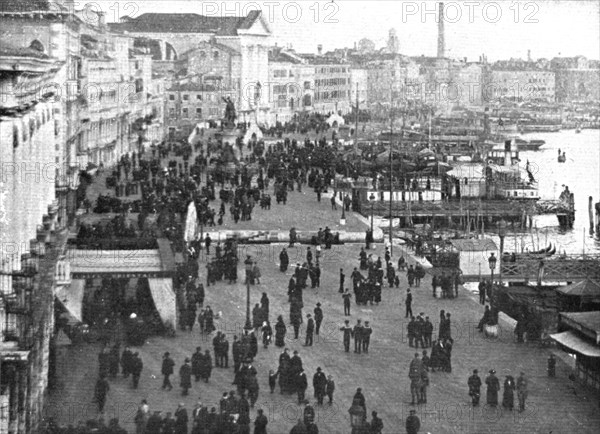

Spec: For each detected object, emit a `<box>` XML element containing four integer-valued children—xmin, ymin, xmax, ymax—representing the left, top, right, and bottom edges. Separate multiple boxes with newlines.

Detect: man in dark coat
<box><xmin>313</xmin><ymin>367</ymin><xmax>327</xmax><ymax>405</ymax></box>
<box><xmin>296</xmin><ymin>369</ymin><xmax>308</xmax><ymax>404</ymax></box>
<box><xmin>353</xmin><ymin>319</ymin><xmax>364</xmax><ymax>354</ymax></box>
<box><xmin>313</xmin><ymin>303</ymin><xmax>323</xmax><ymax>335</ymax></box>
<box><xmin>191</xmin><ymin>347</ymin><xmax>203</xmax><ymax>381</ymax></box>
<box><xmin>370</xmin><ymin>411</ymin><xmax>384</xmax><ymax>434</ymax></box>
<box><xmin>468</xmin><ymin>369</ymin><xmax>482</xmax><ymax>406</ymax></box>
<box><xmin>362</xmin><ymin>321</ymin><xmax>372</xmax><ymax>353</ymax></box>
<box><xmin>405</xmin><ymin>409</ymin><xmax>420</xmax><ymax>434</ymax></box>
<box><xmin>131</xmin><ymin>352</ymin><xmax>143</xmax><ymax>389</ymax></box>
<box><xmin>175</xmin><ymin>403</ymin><xmax>188</xmax><ymax>434</ymax></box>
<box><xmin>305</xmin><ymin>314</ymin><xmax>315</xmax><ymax>346</ymax></box>
<box><xmin>180</xmin><ymin>358</ymin><xmax>192</xmax><ymax>396</ymax></box>
<box><xmin>121</xmin><ymin>346</ymin><xmax>133</xmax><ymax>378</ymax></box>
<box><xmin>290</xmin><ymin>419</ymin><xmax>308</xmax><ymax>434</ymax></box>
<box><xmin>254</xmin><ymin>409</ymin><xmax>268</xmax><ymax>434</ymax></box>
<box><xmin>162</xmin><ymin>352</ymin><xmax>175</xmax><ymax>390</ymax></box>
<box><xmin>339</xmin><ymin>269</ymin><xmax>345</xmax><ymax>293</ymax></box>
<box><xmin>485</xmin><ymin>369</ymin><xmax>500</xmax><ymax>406</ymax></box>
<box><xmin>405</xmin><ymin>290</ymin><xmax>413</xmax><ymax>318</ymax></box>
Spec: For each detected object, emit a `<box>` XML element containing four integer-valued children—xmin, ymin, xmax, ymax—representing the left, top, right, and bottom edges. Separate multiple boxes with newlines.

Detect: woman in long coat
<box><xmin>485</xmin><ymin>370</ymin><xmax>500</xmax><ymax>406</ymax></box>
<box><xmin>275</xmin><ymin>315</ymin><xmax>287</xmax><ymax>347</ymax></box>
<box><xmin>280</xmin><ymin>248</ymin><xmax>289</xmax><ymax>272</ymax></box>
<box><xmin>502</xmin><ymin>375</ymin><xmax>515</xmax><ymax>410</ymax></box>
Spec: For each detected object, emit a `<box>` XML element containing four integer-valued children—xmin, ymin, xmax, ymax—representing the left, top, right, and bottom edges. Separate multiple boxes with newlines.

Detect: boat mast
<box><xmin>389</xmin><ymin>82</ymin><xmax>394</xmax><ymax>255</ymax></box>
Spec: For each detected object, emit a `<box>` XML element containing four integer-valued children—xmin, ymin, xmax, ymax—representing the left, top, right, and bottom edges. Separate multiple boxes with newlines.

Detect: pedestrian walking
<box><xmin>131</xmin><ymin>352</ymin><xmax>143</xmax><ymax>389</ymax></box>
<box><xmin>516</xmin><ymin>372</ymin><xmax>528</xmax><ymax>412</ymax></box>
<box><xmin>305</xmin><ymin>314</ymin><xmax>314</xmax><ymax>346</ymax></box>
<box><xmin>405</xmin><ymin>290</ymin><xmax>413</xmax><ymax>318</ymax></box>
<box><xmin>314</xmin><ymin>303</ymin><xmax>323</xmax><ymax>335</ymax></box>
<box><xmin>342</xmin><ymin>289</ymin><xmax>352</xmax><ymax>316</ymax></box>
<box><xmin>502</xmin><ymin>375</ymin><xmax>515</xmax><ymax>410</ymax></box>
<box><xmin>468</xmin><ymin>369</ymin><xmax>482</xmax><ymax>406</ymax></box>
<box><xmin>326</xmin><ymin>375</ymin><xmax>335</xmax><ymax>404</ymax></box>
<box><xmin>161</xmin><ymin>352</ymin><xmax>175</xmax><ymax>390</ymax></box>
<box><xmin>180</xmin><ymin>358</ymin><xmax>192</xmax><ymax>396</ymax></box>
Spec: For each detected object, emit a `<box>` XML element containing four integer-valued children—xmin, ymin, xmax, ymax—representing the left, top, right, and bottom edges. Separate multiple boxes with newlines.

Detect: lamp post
<box><xmin>369</xmin><ymin>193</ymin><xmax>376</xmax><ymax>234</ymax></box>
<box><xmin>497</xmin><ymin>219</ymin><xmax>507</xmax><ymax>286</ymax></box>
<box><xmin>348</xmin><ymin>400</ymin><xmax>366</xmax><ymax>434</ymax></box>
<box><xmin>488</xmin><ymin>252</ymin><xmax>497</xmax><ymax>306</ymax></box>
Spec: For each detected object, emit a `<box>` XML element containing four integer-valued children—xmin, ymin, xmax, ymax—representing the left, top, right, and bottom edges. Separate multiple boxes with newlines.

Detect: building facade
<box><xmin>111</xmin><ymin>10</ymin><xmax>273</xmax><ymax>123</ymax></box>
<box><xmin>0</xmin><ymin>39</ymin><xmax>63</xmax><ymax>434</ymax></box>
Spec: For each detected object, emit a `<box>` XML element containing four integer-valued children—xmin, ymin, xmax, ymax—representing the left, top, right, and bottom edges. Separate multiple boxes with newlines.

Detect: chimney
<box><xmin>317</xmin><ymin>44</ymin><xmax>323</xmax><ymax>56</ymax></box>
<box><xmin>437</xmin><ymin>2</ymin><xmax>445</xmax><ymax>58</ymax></box>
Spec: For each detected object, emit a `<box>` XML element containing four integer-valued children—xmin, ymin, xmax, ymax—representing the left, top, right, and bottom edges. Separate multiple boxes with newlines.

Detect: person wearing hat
<box><xmin>314</xmin><ymin>303</ymin><xmax>323</xmax><ymax>335</ymax></box>
<box><xmin>161</xmin><ymin>351</ymin><xmax>175</xmax><ymax>391</ymax></box>
<box><xmin>295</xmin><ymin>368</ymin><xmax>308</xmax><ymax>404</ymax></box>
<box><xmin>405</xmin><ymin>409</ymin><xmax>420</xmax><ymax>434</ymax></box>
<box><xmin>179</xmin><ymin>358</ymin><xmax>192</xmax><ymax>396</ymax></box>
<box><xmin>146</xmin><ymin>410</ymin><xmax>163</xmax><ymax>433</ymax></box>
<box><xmin>362</xmin><ymin>321</ymin><xmax>372</xmax><ymax>354</ymax></box>
<box><xmin>254</xmin><ymin>408</ymin><xmax>268</xmax><ymax>434</ymax></box>
<box><xmin>325</xmin><ymin>375</ymin><xmax>335</xmax><ymax>404</ymax></box>
<box><xmin>340</xmin><ymin>320</ymin><xmax>353</xmax><ymax>352</ymax></box>
<box><xmin>371</xmin><ymin>410</ymin><xmax>384</xmax><ymax>434</ymax></box>
<box><xmin>174</xmin><ymin>403</ymin><xmax>188</xmax><ymax>434</ymax></box>
<box><xmin>312</xmin><ymin>367</ymin><xmax>327</xmax><ymax>405</ymax></box>
<box><xmin>353</xmin><ymin>319</ymin><xmax>364</xmax><ymax>354</ymax></box>
<box><xmin>485</xmin><ymin>369</ymin><xmax>500</xmax><ymax>406</ymax></box>
<box><xmin>304</xmin><ymin>314</ymin><xmax>315</xmax><ymax>346</ymax></box>
<box><xmin>468</xmin><ymin>369</ymin><xmax>482</xmax><ymax>406</ymax></box>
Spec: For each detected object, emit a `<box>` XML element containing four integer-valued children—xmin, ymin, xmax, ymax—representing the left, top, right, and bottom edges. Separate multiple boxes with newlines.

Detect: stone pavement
<box><xmin>48</xmin><ymin>240</ymin><xmax>600</xmax><ymax>433</ymax></box>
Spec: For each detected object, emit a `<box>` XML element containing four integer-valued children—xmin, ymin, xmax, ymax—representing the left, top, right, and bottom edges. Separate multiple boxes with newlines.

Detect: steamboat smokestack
<box><xmin>437</xmin><ymin>2</ymin><xmax>445</xmax><ymax>58</ymax></box>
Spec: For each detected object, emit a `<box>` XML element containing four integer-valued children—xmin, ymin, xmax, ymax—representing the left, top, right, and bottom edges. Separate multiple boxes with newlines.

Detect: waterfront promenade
<box><xmin>49</xmin><ymin>179</ymin><xmax>600</xmax><ymax>433</ymax></box>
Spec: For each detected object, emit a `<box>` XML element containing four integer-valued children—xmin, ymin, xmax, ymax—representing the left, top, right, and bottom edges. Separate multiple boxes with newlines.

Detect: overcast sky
<box><xmin>97</xmin><ymin>0</ymin><xmax>600</xmax><ymax>61</ymax></box>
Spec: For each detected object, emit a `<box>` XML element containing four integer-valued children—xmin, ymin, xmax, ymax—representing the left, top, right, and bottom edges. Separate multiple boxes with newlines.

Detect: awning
<box><xmin>550</xmin><ymin>331</ymin><xmax>600</xmax><ymax>357</ymax></box>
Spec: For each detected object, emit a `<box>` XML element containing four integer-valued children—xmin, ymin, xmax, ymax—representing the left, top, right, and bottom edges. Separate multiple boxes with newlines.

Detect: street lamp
<box><xmin>488</xmin><ymin>252</ymin><xmax>497</xmax><ymax>305</ymax></box>
<box><xmin>369</xmin><ymin>193</ymin><xmax>376</xmax><ymax>234</ymax></box>
<box><xmin>497</xmin><ymin>219</ymin><xmax>507</xmax><ymax>286</ymax></box>
<box><xmin>348</xmin><ymin>400</ymin><xmax>366</xmax><ymax>434</ymax></box>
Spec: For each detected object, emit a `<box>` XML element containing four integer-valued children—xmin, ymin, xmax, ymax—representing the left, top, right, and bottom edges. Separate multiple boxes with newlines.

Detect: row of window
<box><xmin>316</xmin><ymin>67</ymin><xmax>348</xmax><ymax>74</ymax></box>
<box><xmin>169</xmin><ymin>107</ymin><xmax>220</xmax><ymax>118</ymax></box>
<box><xmin>314</xmin><ymin>90</ymin><xmax>349</xmax><ymax>100</ymax></box>
<box><xmin>169</xmin><ymin>94</ymin><xmax>226</xmax><ymax>102</ymax></box>
<box><xmin>315</xmin><ymin>78</ymin><xmax>348</xmax><ymax>87</ymax></box>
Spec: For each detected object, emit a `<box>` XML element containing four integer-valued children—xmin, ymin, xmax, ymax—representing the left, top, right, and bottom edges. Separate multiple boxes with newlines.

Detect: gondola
<box><xmin>526</xmin><ymin>243</ymin><xmax>553</xmax><ymax>255</ymax></box>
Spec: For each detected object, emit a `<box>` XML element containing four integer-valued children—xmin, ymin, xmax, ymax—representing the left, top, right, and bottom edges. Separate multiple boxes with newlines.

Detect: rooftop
<box><xmin>110</xmin><ymin>10</ymin><xmax>266</xmax><ymax>36</ymax></box>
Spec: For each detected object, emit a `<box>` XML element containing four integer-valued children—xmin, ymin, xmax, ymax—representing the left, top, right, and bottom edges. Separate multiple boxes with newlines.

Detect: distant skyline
<box><xmin>97</xmin><ymin>0</ymin><xmax>600</xmax><ymax>61</ymax></box>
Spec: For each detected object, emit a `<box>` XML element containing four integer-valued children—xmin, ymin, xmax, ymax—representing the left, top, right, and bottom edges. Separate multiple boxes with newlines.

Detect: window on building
<box><xmin>169</xmin><ymin>94</ymin><xmax>175</xmax><ymax>101</ymax></box>
<box><xmin>169</xmin><ymin>108</ymin><xmax>175</xmax><ymax>117</ymax></box>
<box><xmin>182</xmin><ymin>108</ymin><xmax>189</xmax><ymax>118</ymax></box>
<box><xmin>196</xmin><ymin>95</ymin><xmax>202</xmax><ymax>101</ymax></box>
<box><xmin>304</xmin><ymin>81</ymin><xmax>311</xmax><ymax>90</ymax></box>
<box><xmin>214</xmin><ymin>51</ymin><xmax>220</xmax><ymax>59</ymax></box>
<box><xmin>183</xmin><ymin>94</ymin><xmax>189</xmax><ymax>101</ymax></box>
<box><xmin>196</xmin><ymin>108</ymin><xmax>202</xmax><ymax>118</ymax></box>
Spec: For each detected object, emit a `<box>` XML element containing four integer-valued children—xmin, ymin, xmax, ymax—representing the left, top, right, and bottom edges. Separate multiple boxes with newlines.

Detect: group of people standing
<box><xmin>468</xmin><ymin>369</ymin><xmax>529</xmax><ymax>412</ymax></box>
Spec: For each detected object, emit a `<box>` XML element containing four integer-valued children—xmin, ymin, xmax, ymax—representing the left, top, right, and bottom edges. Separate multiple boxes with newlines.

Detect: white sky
<box><xmin>95</xmin><ymin>0</ymin><xmax>600</xmax><ymax>61</ymax></box>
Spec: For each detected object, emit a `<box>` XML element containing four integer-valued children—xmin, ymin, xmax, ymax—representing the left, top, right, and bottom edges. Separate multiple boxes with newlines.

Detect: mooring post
<box><xmin>589</xmin><ymin>196</ymin><xmax>595</xmax><ymax>235</ymax></box>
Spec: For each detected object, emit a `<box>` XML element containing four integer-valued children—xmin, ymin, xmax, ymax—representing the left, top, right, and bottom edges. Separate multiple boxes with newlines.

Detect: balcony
<box><xmin>55</xmin><ymin>258</ymin><xmax>71</xmax><ymax>286</ymax></box>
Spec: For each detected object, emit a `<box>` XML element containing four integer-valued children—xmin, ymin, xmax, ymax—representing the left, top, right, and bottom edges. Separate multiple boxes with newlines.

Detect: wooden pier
<box><xmin>454</xmin><ymin>254</ymin><xmax>600</xmax><ymax>283</ymax></box>
<box><xmin>362</xmin><ymin>198</ymin><xmax>574</xmax><ymax>227</ymax></box>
